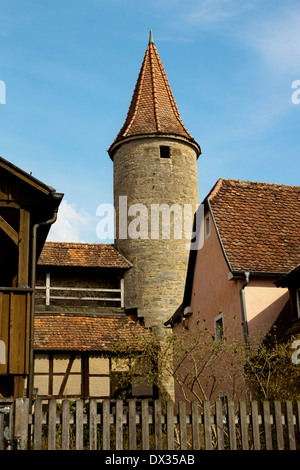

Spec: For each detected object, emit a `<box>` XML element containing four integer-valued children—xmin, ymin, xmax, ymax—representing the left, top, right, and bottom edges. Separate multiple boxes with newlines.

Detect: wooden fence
<box><xmin>1</xmin><ymin>398</ymin><xmax>300</xmax><ymax>450</ymax></box>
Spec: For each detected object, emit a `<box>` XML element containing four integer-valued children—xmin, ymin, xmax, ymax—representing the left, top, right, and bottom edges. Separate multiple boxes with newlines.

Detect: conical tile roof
<box><xmin>108</xmin><ymin>31</ymin><xmax>200</xmax><ymax>157</ymax></box>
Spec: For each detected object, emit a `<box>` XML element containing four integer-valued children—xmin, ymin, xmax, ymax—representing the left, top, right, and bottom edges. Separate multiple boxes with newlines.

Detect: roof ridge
<box><xmin>149</xmin><ymin>43</ymin><xmax>160</xmax><ymax>133</ymax></box>
<box><xmin>152</xmin><ymin>44</ymin><xmax>193</xmax><ymax>139</ymax></box>
<box><xmin>205</xmin><ymin>178</ymin><xmax>300</xmax><ymax>203</ymax></box>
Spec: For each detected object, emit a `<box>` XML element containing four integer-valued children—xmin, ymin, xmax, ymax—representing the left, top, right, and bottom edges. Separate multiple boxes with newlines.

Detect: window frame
<box><xmin>214</xmin><ymin>313</ymin><xmax>224</xmax><ymax>342</ymax></box>
<box><xmin>160</xmin><ymin>145</ymin><xmax>171</xmax><ymax>159</ymax></box>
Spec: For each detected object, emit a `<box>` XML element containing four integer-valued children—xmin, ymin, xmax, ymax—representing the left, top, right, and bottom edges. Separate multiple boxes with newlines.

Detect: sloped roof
<box><xmin>108</xmin><ymin>31</ymin><xmax>200</xmax><ymax>157</ymax></box>
<box><xmin>38</xmin><ymin>242</ymin><xmax>132</xmax><ymax>269</ymax></box>
<box><xmin>34</xmin><ymin>313</ymin><xmax>151</xmax><ymax>352</ymax></box>
<box><xmin>208</xmin><ymin>179</ymin><xmax>300</xmax><ymax>273</ymax></box>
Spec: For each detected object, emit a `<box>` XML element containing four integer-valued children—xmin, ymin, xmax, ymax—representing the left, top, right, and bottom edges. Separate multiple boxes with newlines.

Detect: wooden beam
<box><xmin>18</xmin><ymin>208</ymin><xmax>30</xmax><ymax>287</ymax></box>
<box><xmin>0</xmin><ymin>214</ymin><xmax>18</xmax><ymax>245</ymax></box>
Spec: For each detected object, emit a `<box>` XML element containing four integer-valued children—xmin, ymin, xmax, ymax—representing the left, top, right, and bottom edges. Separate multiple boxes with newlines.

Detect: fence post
<box><xmin>141</xmin><ymin>400</ymin><xmax>149</xmax><ymax>450</ymax></box>
<box><xmin>167</xmin><ymin>400</ymin><xmax>174</xmax><ymax>450</ymax></box>
<box><xmin>14</xmin><ymin>398</ymin><xmax>29</xmax><ymax>450</ymax></box>
<box><xmin>154</xmin><ymin>400</ymin><xmax>162</xmax><ymax>450</ymax></box>
<box><xmin>191</xmin><ymin>401</ymin><xmax>200</xmax><ymax>450</ymax></box>
<box><xmin>179</xmin><ymin>400</ymin><xmax>187</xmax><ymax>450</ymax></box>
<box><xmin>203</xmin><ymin>400</ymin><xmax>212</xmax><ymax>450</ymax></box>
<box><xmin>0</xmin><ymin>413</ymin><xmax>4</xmax><ymax>450</ymax></box>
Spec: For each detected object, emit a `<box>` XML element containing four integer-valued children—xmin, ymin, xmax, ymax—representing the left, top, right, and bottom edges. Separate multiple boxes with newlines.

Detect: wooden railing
<box><xmin>1</xmin><ymin>398</ymin><xmax>300</xmax><ymax>450</ymax></box>
<box><xmin>35</xmin><ymin>278</ymin><xmax>125</xmax><ymax>308</ymax></box>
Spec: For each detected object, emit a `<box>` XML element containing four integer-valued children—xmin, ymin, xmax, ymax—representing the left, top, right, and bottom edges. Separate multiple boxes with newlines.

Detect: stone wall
<box><xmin>113</xmin><ymin>136</ymin><xmax>199</xmax><ymax>329</ymax></box>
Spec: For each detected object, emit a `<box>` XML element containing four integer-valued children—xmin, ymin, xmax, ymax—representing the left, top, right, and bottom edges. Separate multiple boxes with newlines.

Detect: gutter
<box><xmin>27</xmin><ymin>209</ymin><xmax>58</xmax><ymax>407</ymax></box>
<box><xmin>240</xmin><ymin>271</ymin><xmax>250</xmax><ymax>347</ymax></box>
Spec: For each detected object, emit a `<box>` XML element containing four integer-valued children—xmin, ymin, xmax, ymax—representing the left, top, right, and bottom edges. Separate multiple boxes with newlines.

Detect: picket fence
<box><xmin>1</xmin><ymin>398</ymin><xmax>300</xmax><ymax>451</ymax></box>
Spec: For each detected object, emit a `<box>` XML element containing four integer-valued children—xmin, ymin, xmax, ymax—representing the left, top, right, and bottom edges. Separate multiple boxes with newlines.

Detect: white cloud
<box><xmin>47</xmin><ymin>200</ymin><xmax>92</xmax><ymax>243</ymax></box>
<box><xmin>183</xmin><ymin>0</ymin><xmax>251</xmax><ymax>27</ymax></box>
<box><xmin>241</xmin><ymin>10</ymin><xmax>300</xmax><ymax>75</ymax></box>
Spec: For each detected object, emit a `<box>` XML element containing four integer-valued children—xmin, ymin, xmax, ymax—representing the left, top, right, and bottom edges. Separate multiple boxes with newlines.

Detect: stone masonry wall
<box><xmin>113</xmin><ymin>136</ymin><xmax>199</xmax><ymax>329</ymax></box>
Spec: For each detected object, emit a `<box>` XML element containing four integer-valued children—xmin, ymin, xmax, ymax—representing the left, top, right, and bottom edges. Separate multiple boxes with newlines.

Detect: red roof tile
<box><xmin>38</xmin><ymin>242</ymin><xmax>132</xmax><ymax>269</ymax></box>
<box><xmin>108</xmin><ymin>33</ymin><xmax>200</xmax><ymax>157</ymax></box>
<box><xmin>207</xmin><ymin>179</ymin><xmax>300</xmax><ymax>273</ymax></box>
<box><xmin>34</xmin><ymin>313</ymin><xmax>151</xmax><ymax>352</ymax></box>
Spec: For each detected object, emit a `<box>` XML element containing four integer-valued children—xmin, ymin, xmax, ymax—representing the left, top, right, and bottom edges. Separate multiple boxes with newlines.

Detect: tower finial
<box><xmin>149</xmin><ymin>29</ymin><xmax>154</xmax><ymax>45</ymax></box>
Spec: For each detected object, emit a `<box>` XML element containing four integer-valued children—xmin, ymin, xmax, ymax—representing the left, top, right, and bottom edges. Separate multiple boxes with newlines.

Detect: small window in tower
<box><xmin>160</xmin><ymin>146</ymin><xmax>170</xmax><ymax>159</ymax></box>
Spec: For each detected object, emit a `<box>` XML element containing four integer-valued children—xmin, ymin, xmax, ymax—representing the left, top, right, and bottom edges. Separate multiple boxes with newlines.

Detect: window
<box><xmin>297</xmin><ymin>289</ymin><xmax>300</xmax><ymax>318</ymax></box>
<box><xmin>214</xmin><ymin>313</ymin><xmax>224</xmax><ymax>342</ymax></box>
<box><xmin>160</xmin><ymin>146</ymin><xmax>170</xmax><ymax>159</ymax></box>
<box><xmin>205</xmin><ymin>214</ymin><xmax>211</xmax><ymax>238</ymax></box>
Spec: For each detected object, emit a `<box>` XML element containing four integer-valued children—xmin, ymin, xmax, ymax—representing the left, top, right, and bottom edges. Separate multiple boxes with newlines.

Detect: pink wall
<box><xmin>172</xmin><ymin>209</ymin><xmax>288</xmax><ymax>403</ymax></box>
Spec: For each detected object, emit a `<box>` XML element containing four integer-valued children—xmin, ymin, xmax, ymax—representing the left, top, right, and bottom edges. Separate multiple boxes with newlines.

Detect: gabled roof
<box><xmin>34</xmin><ymin>312</ymin><xmax>151</xmax><ymax>352</ymax></box>
<box><xmin>108</xmin><ymin>31</ymin><xmax>200</xmax><ymax>157</ymax></box>
<box><xmin>38</xmin><ymin>242</ymin><xmax>132</xmax><ymax>269</ymax></box>
<box><xmin>208</xmin><ymin>179</ymin><xmax>300</xmax><ymax>274</ymax></box>
<box><xmin>165</xmin><ymin>178</ymin><xmax>300</xmax><ymax>327</ymax></box>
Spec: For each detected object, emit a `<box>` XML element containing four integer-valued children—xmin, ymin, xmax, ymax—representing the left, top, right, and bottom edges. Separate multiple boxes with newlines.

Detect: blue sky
<box><xmin>0</xmin><ymin>0</ymin><xmax>299</xmax><ymax>243</ymax></box>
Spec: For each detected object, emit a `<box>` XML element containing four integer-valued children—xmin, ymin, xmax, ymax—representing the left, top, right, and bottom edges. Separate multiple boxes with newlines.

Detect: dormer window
<box><xmin>160</xmin><ymin>146</ymin><xmax>170</xmax><ymax>159</ymax></box>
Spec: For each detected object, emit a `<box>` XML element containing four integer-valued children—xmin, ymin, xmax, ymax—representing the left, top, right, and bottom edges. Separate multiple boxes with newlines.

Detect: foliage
<box><xmin>245</xmin><ymin>333</ymin><xmax>300</xmax><ymax>401</ymax></box>
<box><xmin>113</xmin><ymin>321</ymin><xmax>300</xmax><ymax>404</ymax></box>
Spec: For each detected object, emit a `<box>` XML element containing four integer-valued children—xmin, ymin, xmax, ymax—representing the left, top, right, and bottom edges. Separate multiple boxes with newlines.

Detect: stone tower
<box><xmin>108</xmin><ymin>31</ymin><xmax>201</xmax><ymax>331</ymax></box>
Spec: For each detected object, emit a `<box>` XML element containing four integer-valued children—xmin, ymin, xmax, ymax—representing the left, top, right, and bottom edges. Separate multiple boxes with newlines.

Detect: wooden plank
<box><xmin>215</xmin><ymin>400</ymin><xmax>224</xmax><ymax>450</ymax></box>
<box><xmin>0</xmin><ymin>214</ymin><xmax>18</xmax><ymax>245</ymax></box>
<box><xmin>274</xmin><ymin>401</ymin><xmax>284</xmax><ymax>450</ymax></box>
<box><xmin>75</xmin><ymin>399</ymin><xmax>84</xmax><ymax>450</ymax></box>
<box><xmin>251</xmin><ymin>401</ymin><xmax>260</xmax><ymax>450</ymax></box>
<box><xmin>141</xmin><ymin>400</ymin><xmax>149</xmax><ymax>450</ymax></box>
<box><xmin>48</xmin><ymin>399</ymin><xmax>57</xmax><ymax>450</ymax></box>
<box><xmin>62</xmin><ymin>399</ymin><xmax>70</xmax><ymax>450</ymax></box>
<box><xmin>191</xmin><ymin>401</ymin><xmax>200</xmax><ymax>450</ymax></box>
<box><xmin>89</xmin><ymin>399</ymin><xmax>97</xmax><ymax>450</ymax></box>
<box><xmin>286</xmin><ymin>401</ymin><xmax>296</xmax><ymax>450</ymax></box>
<box><xmin>9</xmin><ymin>292</ymin><xmax>27</xmax><ymax>374</ymax></box>
<box><xmin>18</xmin><ymin>209</ymin><xmax>30</xmax><ymax>287</ymax></box>
<box><xmin>228</xmin><ymin>400</ymin><xmax>237</xmax><ymax>450</ymax></box>
<box><xmin>14</xmin><ymin>398</ymin><xmax>29</xmax><ymax>450</ymax></box>
<box><xmin>166</xmin><ymin>400</ymin><xmax>174</xmax><ymax>450</ymax></box>
<box><xmin>115</xmin><ymin>399</ymin><xmax>123</xmax><ymax>450</ymax></box>
<box><xmin>203</xmin><ymin>400</ymin><xmax>212</xmax><ymax>450</ymax></box>
<box><xmin>263</xmin><ymin>401</ymin><xmax>272</xmax><ymax>450</ymax></box>
<box><xmin>239</xmin><ymin>400</ymin><xmax>248</xmax><ymax>450</ymax></box>
<box><xmin>102</xmin><ymin>399</ymin><xmax>110</xmax><ymax>450</ymax></box>
<box><xmin>154</xmin><ymin>400</ymin><xmax>162</xmax><ymax>450</ymax></box>
<box><xmin>33</xmin><ymin>398</ymin><xmax>43</xmax><ymax>450</ymax></box>
<box><xmin>128</xmin><ymin>399</ymin><xmax>136</xmax><ymax>450</ymax></box>
<box><xmin>179</xmin><ymin>400</ymin><xmax>187</xmax><ymax>450</ymax></box>
<box><xmin>0</xmin><ymin>413</ymin><xmax>4</xmax><ymax>450</ymax></box>
<box><xmin>0</xmin><ymin>292</ymin><xmax>9</xmax><ymax>374</ymax></box>
<box><xmin>297</xmin><ymin>401</ymin><xmax>300</xmax><ymax>441</ymax></box>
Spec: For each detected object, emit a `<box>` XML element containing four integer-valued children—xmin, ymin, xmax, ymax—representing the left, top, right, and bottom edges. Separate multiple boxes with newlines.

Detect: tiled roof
<box><xmin>108</xmin><ymin>32</ymin><xmax>200</xmax><ymax>156</ymax></box>
<box><xmin>38</xmin><ymin>242</ymin><xmax>132</xmax><ymax>269</ymax></box>
<box><xmin>34</xmin><ymin>313</ymin><xmax>151</xmax><ymax>352</ymax></box>
<box><xmin>207</xmin><ymin>179</ymin><xmax>300</xmax><ymax>273</ymax></box>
